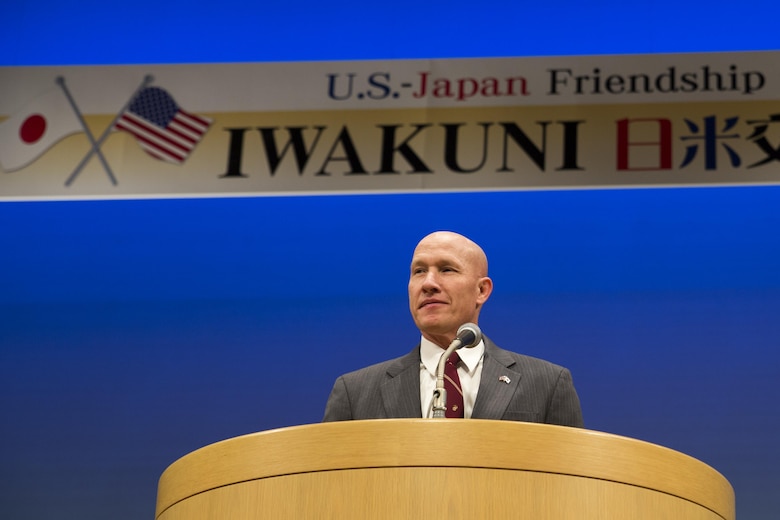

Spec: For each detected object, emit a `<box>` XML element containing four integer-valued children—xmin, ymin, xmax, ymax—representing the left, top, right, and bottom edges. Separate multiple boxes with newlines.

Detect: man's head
<box><xmin>408</xmin><ymin>231</ymin><xmax>493</xmax><ymax>349</ymax></box>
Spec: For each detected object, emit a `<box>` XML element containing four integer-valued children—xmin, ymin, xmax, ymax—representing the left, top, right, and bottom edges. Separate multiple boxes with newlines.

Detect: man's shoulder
<box><xmin>339</xmin><ymin>357</ymin><xmax>401</xmax><ymax>378</ymax></box>
<box><xmin>337</xmin><ymin>347</ymin><xmax>419</xmax><ymax>381</ymax></box>
<box><xmin>487</xmin><ymin>339</ymin><xmax>570</xmax><ymax>373</ymax></box>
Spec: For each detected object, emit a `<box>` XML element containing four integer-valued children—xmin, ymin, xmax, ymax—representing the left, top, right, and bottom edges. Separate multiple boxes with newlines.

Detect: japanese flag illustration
<box><xmin>0</xmin><ymin>88</ymin><xmax>83</xmax><ymax>172</ymax></box>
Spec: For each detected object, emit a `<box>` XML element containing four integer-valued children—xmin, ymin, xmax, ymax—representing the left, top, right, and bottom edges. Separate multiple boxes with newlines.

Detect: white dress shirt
<box><xmin>419</xmin><ymin>335</ymin><xmax>485</xmax><ymax>418</ymax></box>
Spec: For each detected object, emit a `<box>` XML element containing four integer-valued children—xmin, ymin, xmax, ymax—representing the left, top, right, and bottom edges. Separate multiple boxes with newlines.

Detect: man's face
<box><xmin>408</xmin><ymin>232</ymin><xmax>492</xmax><ymax>347</ymax></box>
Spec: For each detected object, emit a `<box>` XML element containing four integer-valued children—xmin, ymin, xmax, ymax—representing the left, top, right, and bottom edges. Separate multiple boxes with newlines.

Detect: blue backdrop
<box><xmin>1</xmin><ymin>2</ymin><xmax>779</xmax><ymax>519</ymax></box>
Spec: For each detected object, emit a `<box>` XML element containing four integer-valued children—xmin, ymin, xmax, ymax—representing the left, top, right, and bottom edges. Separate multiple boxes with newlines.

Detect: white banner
<box><xmin>1</xmin><ymin>51</ymin><xmax>778</xmax><ymax>200</ymax></box>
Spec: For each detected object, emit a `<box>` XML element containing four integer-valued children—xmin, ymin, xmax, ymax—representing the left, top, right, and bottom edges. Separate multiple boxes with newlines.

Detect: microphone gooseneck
<box><xmin>430</xmin><ymin>323</ymin><xmax>482</xmax><ymax>418</ymax></box>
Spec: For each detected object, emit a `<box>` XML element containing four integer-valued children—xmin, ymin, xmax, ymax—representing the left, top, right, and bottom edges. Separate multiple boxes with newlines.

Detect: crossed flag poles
<box><xmin>58</xmin><ymin>75</ymin><xmax>153</xmax><ymax>186</ymax></box>
<box><xmin>0</xmin><ymin>76</ymin><xmax>213</xmax><ymax>186</ymax></box>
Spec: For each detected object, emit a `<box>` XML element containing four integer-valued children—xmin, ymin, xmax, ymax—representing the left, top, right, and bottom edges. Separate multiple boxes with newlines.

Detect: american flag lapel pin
<box><xmin>499</xmin><ymin>375</ymin><xmax>511</xmax><ymax>384</ymax></box>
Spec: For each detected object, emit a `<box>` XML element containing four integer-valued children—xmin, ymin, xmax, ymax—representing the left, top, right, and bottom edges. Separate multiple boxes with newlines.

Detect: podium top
<box><xmin>156</xmin><ymin>419</ymin><xmax>734</xmax><ymax>519</ymax></box>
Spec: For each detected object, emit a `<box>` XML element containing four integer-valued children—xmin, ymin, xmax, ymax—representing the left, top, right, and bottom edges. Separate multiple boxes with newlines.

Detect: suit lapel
<box><xmin>472</xmin><ymin>339</ymin><xmax>522</xmax><ymax>420</ymax></box>
<box><xmin>380</xmin><ymin>346</ymin><xmax>423</xmax><ymax>418</ymax></box>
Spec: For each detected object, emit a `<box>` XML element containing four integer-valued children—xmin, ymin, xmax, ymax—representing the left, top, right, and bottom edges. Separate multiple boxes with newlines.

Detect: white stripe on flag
<box><xmin>115</xmin><ymin>120</ymin><xmax>187</xmax><ymax>163</ymax></box>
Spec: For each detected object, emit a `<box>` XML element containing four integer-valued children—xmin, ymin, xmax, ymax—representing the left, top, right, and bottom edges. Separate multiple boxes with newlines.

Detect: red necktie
<box><xmin>444</xmin><ymin>352</ymin><xmax>464</xmax><ymax>418</ymax></box>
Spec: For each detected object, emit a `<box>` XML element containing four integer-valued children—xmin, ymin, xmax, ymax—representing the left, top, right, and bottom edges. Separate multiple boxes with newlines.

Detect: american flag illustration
<box><xmin>114</xmin><ymin>86</ymin><xmax>212</xmax><ymax>164</ymax></box>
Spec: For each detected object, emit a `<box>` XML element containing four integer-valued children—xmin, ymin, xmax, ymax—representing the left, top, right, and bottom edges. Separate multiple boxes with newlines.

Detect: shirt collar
<box><xmin>420</xmin><ymin>334</ymin><xmax>485</xmax><ymax>376</ymax></box>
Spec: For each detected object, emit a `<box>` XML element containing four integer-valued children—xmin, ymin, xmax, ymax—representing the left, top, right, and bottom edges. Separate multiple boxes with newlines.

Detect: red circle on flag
<box><xmin>20</xmin><ymin>114</ymin><xmax>47</xmax><ymax>144</ymax></box>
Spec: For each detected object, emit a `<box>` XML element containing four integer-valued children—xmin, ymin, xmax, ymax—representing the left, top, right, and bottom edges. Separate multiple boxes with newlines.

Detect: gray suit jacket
<box><xmin>323</xmin><ymin>337</ymin><xmax>584</xmax><ymax>427</ymax></box>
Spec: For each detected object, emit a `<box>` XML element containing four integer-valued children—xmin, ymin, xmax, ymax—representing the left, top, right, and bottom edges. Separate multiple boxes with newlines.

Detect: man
<box><xmin>323</xmin><ymin>231</ymin><xmax>583</xmax><ymax>427</ymax></box>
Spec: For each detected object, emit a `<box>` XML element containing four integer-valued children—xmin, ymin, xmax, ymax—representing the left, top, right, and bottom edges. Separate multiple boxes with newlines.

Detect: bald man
<box><xmin>323</xmin><ymin>231</ymin><xmax>583</xmax><ymax>427</ymax></box>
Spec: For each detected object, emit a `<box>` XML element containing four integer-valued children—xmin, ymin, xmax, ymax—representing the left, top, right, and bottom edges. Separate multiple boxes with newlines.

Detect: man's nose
<box><xmin>421</xmin><ymin>270</ymin><xmax>441</xmax><ymax>291</ymax></box>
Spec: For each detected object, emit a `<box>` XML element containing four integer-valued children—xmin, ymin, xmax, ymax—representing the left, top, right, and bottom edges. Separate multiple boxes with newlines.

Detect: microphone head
<box><xmin>456</xmin><ymin>322</ymin><xmax>482</xmax><ymax>349</ymax></box>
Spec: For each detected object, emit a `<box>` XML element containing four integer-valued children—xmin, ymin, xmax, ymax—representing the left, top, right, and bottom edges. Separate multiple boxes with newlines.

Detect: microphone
<box><xmin>450</xmin><ymin>322</ymin><xmax>482</xmax><ymax>350</ymax></box>
<box><xmin>430</xmin><ymin>323</ymin><xmax>482</xmax><ymax>418</ymax></box>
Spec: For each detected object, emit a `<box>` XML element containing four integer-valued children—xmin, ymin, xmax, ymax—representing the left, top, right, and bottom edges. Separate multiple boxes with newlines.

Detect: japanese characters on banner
<box><xmin>0</xmin><ymin>52</ymin><xmax>778</xmax><ymax>200</ymax></box>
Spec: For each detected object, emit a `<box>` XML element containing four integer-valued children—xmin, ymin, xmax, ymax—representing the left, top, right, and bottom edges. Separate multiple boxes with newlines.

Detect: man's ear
<box><xmin>476</xmin><ymin>276</ymin><xmax>493</xmax><ymax>305</ymax></box>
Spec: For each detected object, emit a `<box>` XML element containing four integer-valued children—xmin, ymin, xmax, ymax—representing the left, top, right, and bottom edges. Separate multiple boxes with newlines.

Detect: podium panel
<box><xmin>156</xmin><ymin>420</ymin><xmax>734</xmax><ymax>520</ymax></box>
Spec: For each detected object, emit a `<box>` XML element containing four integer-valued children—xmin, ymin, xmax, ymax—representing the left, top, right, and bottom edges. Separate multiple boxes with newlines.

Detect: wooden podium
<box><xmin>155</xmin><ymin>420</ymin><xmax>734</xmax><ymax>519</ymax></box>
